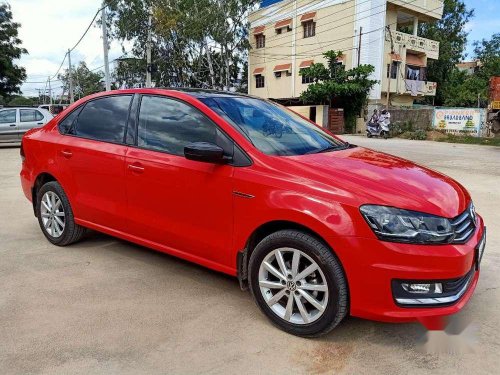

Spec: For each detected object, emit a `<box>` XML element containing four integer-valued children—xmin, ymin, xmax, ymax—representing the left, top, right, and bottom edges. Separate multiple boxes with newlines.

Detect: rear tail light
<box><xmin>20</xmin><ymin>141</ymin><xmax>25</xmax><ymax>162</ymax></box>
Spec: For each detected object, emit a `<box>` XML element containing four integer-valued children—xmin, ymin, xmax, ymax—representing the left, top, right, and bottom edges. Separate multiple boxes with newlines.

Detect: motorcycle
<box><xmin>366</xmin><ymin>111</ymin><xmax>390</xmax><ymax>139</ymax></box>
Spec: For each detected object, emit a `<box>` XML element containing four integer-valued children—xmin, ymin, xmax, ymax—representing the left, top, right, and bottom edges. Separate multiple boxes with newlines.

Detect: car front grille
<box><xmin>450</xmin><ymin>204</ymin><xmax>477</xmax><ymax>244</ymax></box>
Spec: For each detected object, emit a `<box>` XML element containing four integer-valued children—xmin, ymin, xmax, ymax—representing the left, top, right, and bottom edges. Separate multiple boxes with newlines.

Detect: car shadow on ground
<box><xmin>80</xmin><ymin>230</ymin><xmax>427</xmax><ymax>339</ymax></box>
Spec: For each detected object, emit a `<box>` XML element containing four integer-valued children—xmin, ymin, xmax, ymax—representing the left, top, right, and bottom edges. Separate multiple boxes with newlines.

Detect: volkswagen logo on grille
<box><xmin>470</xmin><ymin>203</ymin><xmax>477</xmax><ymax>226</ymax></box>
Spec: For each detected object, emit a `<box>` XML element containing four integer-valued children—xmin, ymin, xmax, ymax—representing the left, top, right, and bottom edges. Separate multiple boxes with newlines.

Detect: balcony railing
<box><xmin>386</xmin><ymin>30</ymin><xmax>440</xmax><ymax>59</ymax></box>
<box><xmin>399</xmin><ymin>79</ymin><xmax>437</xmax><ymax>96</ymax></box>
<box><xmin>383</xmin><ymin>78</ymin><xmax>437</xmax><ymax>96</ymax></box>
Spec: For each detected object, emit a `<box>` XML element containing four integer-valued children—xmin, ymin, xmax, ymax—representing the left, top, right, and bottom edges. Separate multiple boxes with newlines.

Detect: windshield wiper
<box><xmin>305</xmin><ymin>142</ymin><xmax>350</xmax><ymax>154</ymax></box>
<box><xmin>305</xmin><ymin>145</ymin><xmax>341</xmax><ymax>154</ymax></box>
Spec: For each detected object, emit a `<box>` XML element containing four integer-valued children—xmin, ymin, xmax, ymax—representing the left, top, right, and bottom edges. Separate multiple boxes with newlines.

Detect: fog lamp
<box><xmin>401</xmin><ymin>283</ymin><xmax>442</xmax><ymax>294</ymax></box>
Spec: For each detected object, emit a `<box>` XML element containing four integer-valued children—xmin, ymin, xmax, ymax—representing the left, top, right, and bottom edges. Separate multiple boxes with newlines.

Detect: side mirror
<box><xmin>184</xmin><ymin>142</ymin><xmax>228</xmax><ymax>164</ymax></box>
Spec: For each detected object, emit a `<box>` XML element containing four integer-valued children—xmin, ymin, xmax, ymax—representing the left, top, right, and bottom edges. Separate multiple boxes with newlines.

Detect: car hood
<box><xmin>284</xmin><ymin>146</ymin><xmax>470</xmax><ymax>218</ymax></box>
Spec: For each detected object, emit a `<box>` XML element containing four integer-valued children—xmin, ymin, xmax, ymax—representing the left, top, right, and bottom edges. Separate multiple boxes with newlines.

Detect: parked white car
<box><xmin>0</xmin><ymin>107</ymin><xmax>53</xmax><ymax>143</ymax></box>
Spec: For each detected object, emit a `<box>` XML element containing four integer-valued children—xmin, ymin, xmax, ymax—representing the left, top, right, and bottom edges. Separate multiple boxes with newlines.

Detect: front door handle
<box><xmin>128</xmin><ymin>163</ymin><xmax>144</xmax><ymax>173</ymax></box>
<box><xmin>9</xmin><ymin>124</ymin><xmax>16</xmax><ymax>127</ymax></box>
<box><xmin>37</xmin><ymin>122</ymin><xmax>44</xmax><ymax>125</ymax></box>
<box><xmin>60</xmin><ymin>150</ymin><xmax>72</xmax><ymax>158</ymax></box>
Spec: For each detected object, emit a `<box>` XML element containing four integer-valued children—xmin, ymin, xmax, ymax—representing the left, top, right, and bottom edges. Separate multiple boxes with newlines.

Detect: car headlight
<box><xmin>360</xmin><ymin>205</ymin><xmax>454</xmax><ymax>244</ymax></box>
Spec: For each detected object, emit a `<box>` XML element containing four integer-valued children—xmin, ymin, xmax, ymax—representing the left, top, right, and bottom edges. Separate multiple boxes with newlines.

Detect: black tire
<box><xmin>367</xmin><ymin>133</ymin><xmax>372</xmax><ymax>138</ymax></box>
<box><xmin>248</xmin><ymin>230</ymin><xmax>348</xmax><ymax>337</ymax></box>
<box><xmin>36</xmin><ymin>181</ymin><xmax>86</xmax><ymax>246</ymax></box>
<box><xmin>383</xmin><ymin>131</ymin><xmax>388</xmax><ymax>139</ymax></box>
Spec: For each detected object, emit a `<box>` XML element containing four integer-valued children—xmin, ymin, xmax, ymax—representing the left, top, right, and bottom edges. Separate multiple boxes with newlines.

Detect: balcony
<box><xmin>386</xmin><ymin>30</ymin><xmax>440</xmax><ymax>59</ymax></box>
<box><xmin>400</xmin><ymin>79</ymin><xmax>437</xmax><ymax>96</ymax></box>
<box><xmin>388</xmin><ymin>0</ymin><xmax>444</xmax><ymax>20</ymax></box>
<box><xmin>383</xmin><ymin>78</ymin><xmax>437</xmax><ymax>96</ymax></box>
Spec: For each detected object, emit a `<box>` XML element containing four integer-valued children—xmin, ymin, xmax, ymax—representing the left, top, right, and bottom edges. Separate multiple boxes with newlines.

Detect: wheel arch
<box><xmin>32</xmin><ymin>172</ymin><xmax>58</xmax><ymax>216</ymax></box>
<box><xmin>237</xmin><ymin>220</ymin><xmax>350</xmax><ymax>308</ymax></box>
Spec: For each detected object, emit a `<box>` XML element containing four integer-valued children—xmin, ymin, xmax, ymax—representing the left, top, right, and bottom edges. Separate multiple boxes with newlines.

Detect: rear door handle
<box><xmin>37</xmin><ymin>122</ymin><xmax>44</xmax><ymax>125</ymax></box>
<box><xmin>60</xmin><ymin>150</ymin><xmax>72</xmax><ymax>158</ymax></box>
<box><xmin>128</xmin><ymin>163</ymin><xmax>144</xmax><ymax>173</ymax></box>
<box><xmin>9</xmin><ymin>124</ymin><xmax>16</xmax><ymax>127</ymax></box>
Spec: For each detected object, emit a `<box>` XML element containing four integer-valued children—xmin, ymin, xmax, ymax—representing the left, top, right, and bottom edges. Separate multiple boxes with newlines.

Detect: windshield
<box><xmin>200</xmin><ymin>97</ymin><xmax>347</xmax><ymax>156</ymax></box>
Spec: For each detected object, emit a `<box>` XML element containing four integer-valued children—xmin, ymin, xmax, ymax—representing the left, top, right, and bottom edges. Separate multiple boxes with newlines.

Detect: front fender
<box><xmin>232</xmin><ymin>186</ymin><xmax>363</xmax><ymax>268</ymax></box>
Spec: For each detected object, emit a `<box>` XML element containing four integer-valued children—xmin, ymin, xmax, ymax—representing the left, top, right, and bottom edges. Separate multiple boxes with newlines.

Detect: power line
<box><xmin>69</xmin><ymin>5</ymin><xmax>107</xmax><ymax>53</ymax></box>
<box><xmin>23</xmin><ymin>4</ymin><xmax>109</xmax><ymax>86</ymax></box>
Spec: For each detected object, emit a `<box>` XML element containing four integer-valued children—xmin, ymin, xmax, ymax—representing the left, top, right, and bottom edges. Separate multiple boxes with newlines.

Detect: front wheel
<box><xmin>383</xmin><ymin>131</ymin><xmax>389</xmax><ymax>139</ymax></box>
<box><xmin>36</xmin><ymin>181</ymin><xmax>86</xmax><ymax>246</ymax></box>
<box><xmin>249</xmin><ymin>230</ymin><xmax>348</xmax><ymax>337</ymax></box>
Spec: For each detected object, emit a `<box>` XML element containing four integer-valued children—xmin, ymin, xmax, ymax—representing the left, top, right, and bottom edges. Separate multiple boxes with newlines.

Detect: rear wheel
<box><xmin>249</xmin><ymin>230</ymin><xmax>348</xmax><ymax>337</ymax></box>
<box><xmin>383</xmin><ymin>131</ymin><xmax>388</xmax><ymax>139</ymax></box>
<box><xmin>36</xmin><ymin>181</ymin><xmax>86</xmax><ymax>246</ymax></box>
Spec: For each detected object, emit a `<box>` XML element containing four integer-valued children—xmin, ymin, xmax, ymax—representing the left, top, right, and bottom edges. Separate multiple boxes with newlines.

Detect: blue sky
<box><xmin>463</xmin><ymin>0</ymin><xmax>498</xmax><ymax>58</ymax></box>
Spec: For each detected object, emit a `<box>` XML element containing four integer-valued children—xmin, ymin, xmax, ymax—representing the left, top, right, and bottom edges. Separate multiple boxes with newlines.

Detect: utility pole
<box><xmin>48</xmin><ymin>76</ymin><xmax>53</xmax><ymax>106</ymax></box>
<box><xmin>291</xmin><ymin>0</ymin><xmax>297</xmax><ymax>98</ymax></box>
<box><xmin>101</xmin><ymin>3</ymin><xmax>111</xmax><ymax>91</ymax></box>
<box><xmin>68</xmin><ymin>49</ymin><xmax>75</xmax><ymax>104</ymax></box>
<box><xmin>357</xmin><ymin>27</ymin><xmax>363</xmax><ymax>67</ymax></box>
<box><xmin>145</xmin><ymin>12</ymin><xmax>152</xmax><ymax>88</ymax></box>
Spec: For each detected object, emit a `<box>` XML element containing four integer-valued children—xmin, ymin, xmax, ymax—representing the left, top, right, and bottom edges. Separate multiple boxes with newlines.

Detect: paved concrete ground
<box><xmin>0</xmin><ymin>138</ymin><xmax>499</xmax><ymax>375</ymax></box>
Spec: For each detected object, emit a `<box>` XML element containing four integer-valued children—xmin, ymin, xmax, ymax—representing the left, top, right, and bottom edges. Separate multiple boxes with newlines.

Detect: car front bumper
<box><xmin>328</xmin><ymin>214</ymin><xmax>485</xmax><ymax>324</ymax></box>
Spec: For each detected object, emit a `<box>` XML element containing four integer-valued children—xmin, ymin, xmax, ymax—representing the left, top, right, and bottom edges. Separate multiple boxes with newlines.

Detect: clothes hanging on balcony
<box><xmin>405</xmin><ymin>80</ymin><xmax>418</xmax><ymax>96</ymax></box>
<box><xmin>405</xmin><ymin>80</ymin><xmax>426</xmax><ymax>96</ymax></box>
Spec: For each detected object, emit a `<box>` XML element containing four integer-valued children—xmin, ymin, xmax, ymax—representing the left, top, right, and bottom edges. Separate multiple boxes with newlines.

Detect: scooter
<box><xmin>366</xmin><ymin>112</ymin><xmax>390</xmax><ymax>139</ymax></box>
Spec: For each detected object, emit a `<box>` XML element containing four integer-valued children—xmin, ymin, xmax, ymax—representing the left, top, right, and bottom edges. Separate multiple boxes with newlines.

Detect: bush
<box><xmin>398</xmin><ymin>129</ymin><xmax>427</xmax><ymax>140</ymax></box>
<box><xmin>390</xmin><ymin>120</ymin><xmax>414</xmax><ymax>137</ymax></box>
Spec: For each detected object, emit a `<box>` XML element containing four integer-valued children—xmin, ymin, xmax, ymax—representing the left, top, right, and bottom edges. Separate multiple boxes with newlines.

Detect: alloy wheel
<box><xmin>258</xmin><ymin>248</ymin><xmax>329</xmax><ymax>324</ymax></box>
<box><xmin>40</xmin><ymin>191</ymin><xmax>65</xmax><ymax>238</ymax></box>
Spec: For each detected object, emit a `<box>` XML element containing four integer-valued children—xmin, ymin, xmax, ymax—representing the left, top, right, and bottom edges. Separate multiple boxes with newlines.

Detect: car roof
<box><xmin>161</xmin><ymin>88</ymin><xmax>252</xmax><ymax>99</ymax></box>
<box><xmin>82</xmin><ymin>88</ymin><xmax>255</xmax><ymax>101</ymax></box>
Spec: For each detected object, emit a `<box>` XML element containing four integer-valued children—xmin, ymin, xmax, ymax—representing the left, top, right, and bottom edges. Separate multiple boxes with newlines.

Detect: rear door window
<box><xmin>0</xmin><ymin>109</ymin><xmax>17</xmax><ymax>124</ymax></box>
<box><xmin>137</xmin><ymin>95</ymin><xmax>217</xmax><ymax>155</ymax></box>
<box><xmin>74</xmin><ymin>95</ymin><xmax>132</xmax><ymax>143</ymax></box>
<box><xmin>20</xmin><ymin>109</ymin><xmax>44</xmax><ymax>122</ymax></box>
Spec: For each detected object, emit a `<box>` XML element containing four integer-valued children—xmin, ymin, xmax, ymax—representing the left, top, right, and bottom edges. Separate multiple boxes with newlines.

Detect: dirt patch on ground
<box><xmin>426</xmin><ymin>130</ymin><xmax>448</xmax><ymax>141</ymax></box>
<box><xmin>296</xmin><ymin>341</ymin><xmax>354</xmax><ymax>374</ymax></box>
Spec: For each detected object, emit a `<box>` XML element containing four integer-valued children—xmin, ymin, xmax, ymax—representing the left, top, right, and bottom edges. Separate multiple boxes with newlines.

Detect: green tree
<box><xmin>443</xmin><ymin>34</ymin><xmax>500</xmax><ymax>107</ymax></box>
<box><xmin>106</xmin><ymin>0</ymin><xmax>257</xmax><ymax>90</ymax></box>
<box><xmin>300</xmin><ymin>50</ymin><xmax>378</xmax><ymax>132</ymax></box>
<box><xmin>0</xmin><ymin>3</ymin><xmax>28</xmax><ymax>97</ymax></box>
<box><xmin>473</xmin><ymin>33</ymin><xmax>500</xmax><ymax>80</ymax></box>
<box><xmin>8</xmin><ymin>95</ymin><xmax>35</xmax><ymax>106</ymax></box>
<box><xmin>418</xmin><ymin>0</ymin><xmax>473</xmax><ymax>105</ymax></box>
<box><xmin>58</xmin><ymin>62</ymin><xmax>104</xmax><ymax>99</ymax></box>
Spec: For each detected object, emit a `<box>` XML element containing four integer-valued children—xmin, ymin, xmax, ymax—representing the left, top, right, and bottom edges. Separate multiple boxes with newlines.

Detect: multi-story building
<box><xmin>248</xmin><ymin>0</ymin><xmax>443</xmax><ymax>107</ymax></box>
<box><xmin>456</xmin><ymin>60</ymin><xmax>482</xmax><ymax>75</ymax></box>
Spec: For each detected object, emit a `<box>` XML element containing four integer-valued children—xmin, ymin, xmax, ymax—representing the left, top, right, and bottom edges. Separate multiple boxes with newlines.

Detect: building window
<box><xmin>255</xmin><ymin>74</ymin><xmax>265</xmax><ymax>88</ymax></box>
<box><xmin>406</xmin><ymin>65</ymin><xmax>427</xmax><ymax>81</ymax></box>
<box><xmin>275</xmin><ymin>71</ymin><xmax>282</xmax><ymax>78</ymax></box>
<box><xmin>303</xmin><ymin>21</ymin><xmax>315</xmax><ymax>38</ymax></box>
<box><xmin>387</xmin><ymin>62</ymin><xmax>397</xmax><ymax>79</ymax></box>
<box><xmin>285</xmin><ymin>71</ymin><xmax>292</xmax><ymax>77</ymax></box>
<box><xmin>302</xmin><ymin>74</ymin><xmax>313</xmax><ymax>84</ymax></box>
<box><xmin>256</xmin><ymin>34</ymin><xmax>265</xmax><ymax>48</ymax></box>
<box><xmin>276</xmin><ymin>26</ymin><xmax>292</xmax><ymax>34</ymax></box>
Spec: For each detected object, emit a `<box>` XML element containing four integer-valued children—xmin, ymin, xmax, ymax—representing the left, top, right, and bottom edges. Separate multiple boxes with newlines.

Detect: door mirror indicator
<box><xmin>184</xmin><ymin>142</ymin><xmax>230</xmax><ymax>164</ymax></box>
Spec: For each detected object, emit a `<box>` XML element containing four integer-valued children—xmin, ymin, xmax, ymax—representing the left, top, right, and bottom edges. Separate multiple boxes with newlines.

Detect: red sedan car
<box><xmin>20</xmin><ymin>89</ymin><xmax>486</xmax><ymax>337</ymax></box>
